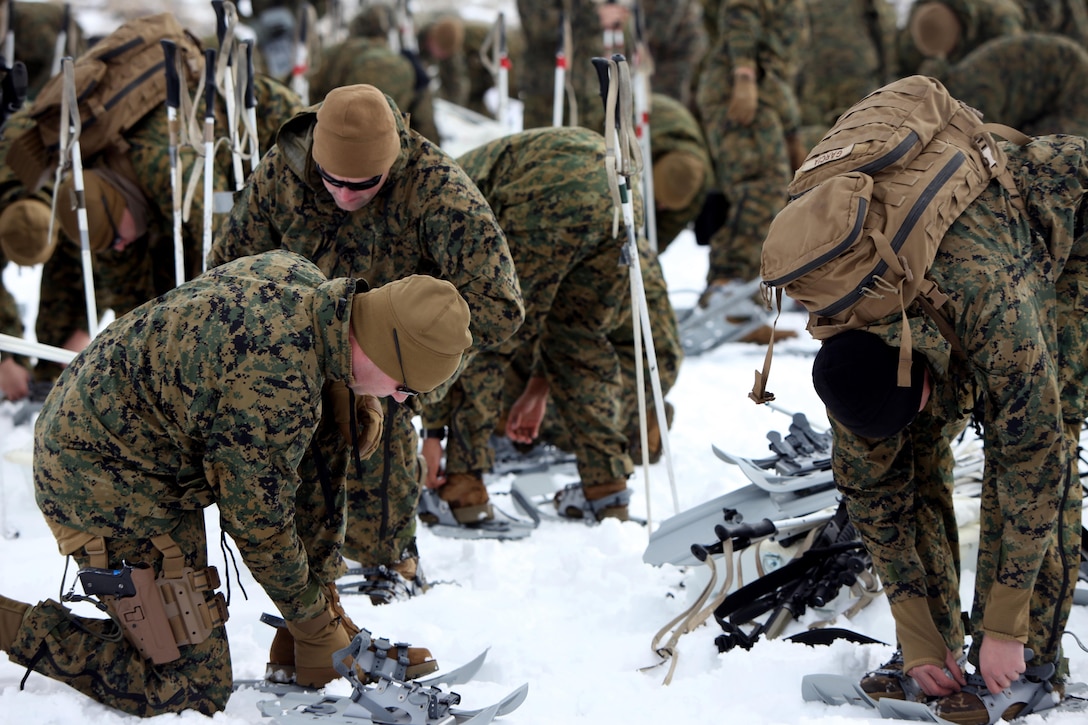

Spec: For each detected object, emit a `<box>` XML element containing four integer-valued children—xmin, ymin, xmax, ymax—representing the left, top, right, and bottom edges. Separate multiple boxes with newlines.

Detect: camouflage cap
<box><xmin>653</xmin><ymin>151</ymin><xmax>705</xmax><ymax>211</ymax></box>
<box><xmin>426</xmin><ymin>16</ymin><xmax>465</xmax><ymax>58</ymax></box>
<box><xmin>351</xmin><ymin>275</ymin><xmax>472</xmax><ymax>393</ymax></box>
<box><xmin>55</xmin><ymin>170</ymin><xmax>127</xmax><ymax>252</ymax></box>
<box><xmin>910</xmin><ymin>2</ymin><xmax>961</xmax><ymax>58</ymax></box>
<box><xmin>811</xmin><ymin>330</ymin><xmax>926</xmax><ymax>439</ymax></box>
<box><xmin>0</xmin><ymin>198</ymin><xmax>59</xmax><ymax>266</ymax></box>
<box><xmin>312</xmin><ymin>85</ymin><xmax>400</xmax><ymax>180</ymax></box>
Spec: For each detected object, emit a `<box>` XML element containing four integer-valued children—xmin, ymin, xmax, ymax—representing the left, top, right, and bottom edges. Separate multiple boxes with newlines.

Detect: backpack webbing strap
<box><xmin>749</xmin><ymin>285</ymin><xmax>780</xmax><ymax>405</ymax></box>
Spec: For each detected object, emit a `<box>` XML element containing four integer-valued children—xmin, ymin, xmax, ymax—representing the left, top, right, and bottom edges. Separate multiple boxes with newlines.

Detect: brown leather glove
<box><xmin>727</xmin><ymin>72</ymin><xmax>758</xmax><ymax>126</ymax></box>
<box><xmin>286</xmin><ymin>599</ymin><xmax>354</xmax><ymax>688</ymax></box>
<box><xmin>326</xmin><ymin>381</ymin><xmax>384</xmax><ymax>460</ymax></box>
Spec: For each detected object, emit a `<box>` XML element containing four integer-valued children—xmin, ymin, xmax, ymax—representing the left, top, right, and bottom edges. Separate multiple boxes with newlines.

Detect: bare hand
<box><xmin>979</xmin><ymin>637</ymin><xmax>1026</xmax><ymax>695</ymax></box>
<box><xmin>506</xmin><ymin>377</ymin><xmax>549</xmax><ymax>444</ymax></box>
<box><xmin>421</xmin><ymin>437</ymin><xmax>446</xmax><ymax>488</ymax></box>
<box><xmin>0</xmin><ymin>357</ymin><xmax>30</xmax><ymax>401</ymax></box>
<box><xmin>908</xmin><ymin>649</ymin><xmax>966</xmax><ymax>697</ymax></box>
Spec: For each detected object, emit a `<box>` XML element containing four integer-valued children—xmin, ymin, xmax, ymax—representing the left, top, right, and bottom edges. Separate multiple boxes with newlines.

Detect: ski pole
<box><xmin>212</xmin><ymin>0</ymin><xmax>245</xmax><ymax>191</ymax></box>
<box><xmin>0</xmin><ymin>59</ymin><xmax>26</xmax><ymax>131</ymax></box>
<box><xmin>495</xmin><ymin>12</ymin><xmax>511</xmax><ymax>132</ymax></box>
<box><xmin>592</xmin><ymin>53</ymin><xmax>679</xmax><ymax>525</ymax></box>
<box><xmin>161</xmin><ymin>39</ymin><xmax>186</xmax><ymax>288</ymax></box>
<box><xmin>54</xmin><ymin>58</ymin><xmax>100</xmax><ymax>340</ymax></box>
<box><xmin>630</xmin><ymin>1</ymin><xmax>658</xmax><ymax>252</ymax></box>
<box><xmin>50</xmin><ymin>3</ymin><xmax>71</xmax><ymax>77</ymax></box>
<box><xmin>396</xmin><ymin>0</ymin><xmax>418</xmax><ymax>54</ymax></box>
<box><xmin>202</xmin><ymin>48</ymin><xmax>217</xmax><ymax>273</ymax></box>
<box><xmin>242</xmin><ymin>38</ymin><xmax>259</xmax><ymax>174</ymax></box>
<box><xmin>1</xmin><ymin>0</ymin><xmax>13</xmax><ymax>70</ymax></box>
<box><xmin>290</xmin><ymin>2</ymin><xmax>314</xmax><ymax>105</ymax></box>
<box><xmin>551</xmin><ymin>8</ymin><xmax>566</xmax><ymax>127</ymax></box>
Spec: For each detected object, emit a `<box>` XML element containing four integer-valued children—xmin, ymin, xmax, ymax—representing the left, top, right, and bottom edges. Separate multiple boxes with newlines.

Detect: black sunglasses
<box><xmin>315</xmin><ymin>162</ymin><xmax>383</xmax><ymax>191</ymax></box>
<box><xmin>392</xmin><ymin>328</ymin><xmax>420</xmax><ymax>397</ymax></box>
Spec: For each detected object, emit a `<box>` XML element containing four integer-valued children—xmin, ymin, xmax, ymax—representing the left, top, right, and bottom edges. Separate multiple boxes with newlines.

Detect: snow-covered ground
<box><xmin>1</xmin><ymin>1</ymin><xmax>1086</xmax><ymax>724</ymax></box>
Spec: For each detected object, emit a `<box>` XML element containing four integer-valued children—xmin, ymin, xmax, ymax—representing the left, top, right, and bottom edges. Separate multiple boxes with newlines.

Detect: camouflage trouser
<box><xmin>7</xmin><ymin>510</ymin><xmax>232</xmax><ymax>716</ymax></box>
<box><xmin>696</xmin><ymin>71</ymin><xmax>793</xmax><ymax>282</ymax></box>
<box><xmin>445</xmin><ymin>224</ymin><xmax>633</xmax><ymax>485</ymax></box>
<box><xmin>836</xmin><ymin>411</ymin><xmax>967</xmax><ymax>652</ymax></box>
<box><xmin>342</xmin><ymin>399</ymin><xmax>422</xmax><ymax>568</ymax></box>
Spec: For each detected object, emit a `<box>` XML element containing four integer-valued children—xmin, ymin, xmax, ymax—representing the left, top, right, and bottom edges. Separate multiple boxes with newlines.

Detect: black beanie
<box><xmin>812</xmin><ymin>330</ymin><xmax>927</xmax><ymax>439</ymax></box>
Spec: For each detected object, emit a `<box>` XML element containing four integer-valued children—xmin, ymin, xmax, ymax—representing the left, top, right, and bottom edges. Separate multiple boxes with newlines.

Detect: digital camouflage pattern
<box><xmin>309</xmin><ymin>35</ymin><xmax>440</xmax><ymax>144</ymax></box>
<box><xmin>695</xmin><ymin>0</ymin><xmax>808</xmax><ymax>283</ymax></box>
<box><xmin>9</xmin><ymin>0</ymin><xmax>87</xmax><ymax>99</ymax></box>
<box><xmin>828</xmin><ymin>135</ymin><xmax>1088</xmax><ymax>674</ymax></box>
<box><xmin>441</xmin><ymin>19</ymin><xmax>525</xmax><ymax>120</ymax></box>
<box><xmin>32</xmin><ymin>76</ymin><xmax>302</xmax><ymax>380</ymax></box>
<box><xmin>649</xmin><ymin>93</ymin><xmax>713</xmax><ymax>251</ymax></box>
<box><xmin>796</xmin><ymin>0</ymin><xmax>899</xmax><ymax>150</ymax></box>
<box><xmin>19</xmin><ymin>250</ymin><xmax>357</xmax><ymax>715</ymax></box>
<box><xmin>642</xmin><ymin>0</ymin><xmax>709</xmax><ymax>110</ymax></box>
<box><xmin>896</xmin><ymin>0</ymin><xmax>1025</xmax><ymax>76</ymax></box>
<box><xmin>208</xmin><ymin>91</ymin><xmax>523</xmax><ymax>567</ymax></box>
<box><xmin>1015</xmin><ymin>0</ymin><xmax>1088</xmax><ymax>45</ymax></box>
<box><xmin>438</xmin><ymin>127</ymin><xmax>633</xmax><ymax>486</ymax></box>
<box><xmin>940</xmin><ymin>33</ymin><xmax>1088</xmax><ymax>138</ymax></box>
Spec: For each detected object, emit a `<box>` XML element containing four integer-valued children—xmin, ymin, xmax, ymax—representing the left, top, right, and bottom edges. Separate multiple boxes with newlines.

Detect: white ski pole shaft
<box><xmin>2</xmin><ymin>0</ymin><xmax>13</xmax><ymax>69</ymax></box>
<box><xmin>212</xmin><ymin>1</ymin><xmax>245</xmax><ymax>191</ymax></box>
<box><xmin>70</xmin><ymin>140</ymin><xmax>99</xmax><ymax>339</ymax></box>
<box><xmin>291</xmin><ymin>4</ymin><xmax>311</xmax><ymax>105</ymax></box>
<box><xmin>162</xmin><ymin>39</ymin><xmax>185</xmax><ymax>287</ymax></box>
<box><xmin>202</xmin><ymin>48</ymin><xmax>217</xmax><ymax>273</ymax></box>
<box><xmin>552</xmin><ymin>9</ymin><xmax>567</xmax><ymax>127</ymax></box>
<box><xmin>243</xmin><ymin>39</ymin><xmax>260</xmax><ymax>172</ymax></box>
<box><xmin>496</xmin><ymin>12</ymin><xmax>511</xmax><ymax>132</ymax></box>
<box><xmin>0</xmin><ymin>333</ymin><xmax>77</xmax><ymax>364</ymax></box>
<box><xmin>50</xmin><ymin>3</ymin><xmax>70</xmax><ymax>77</ymax></box>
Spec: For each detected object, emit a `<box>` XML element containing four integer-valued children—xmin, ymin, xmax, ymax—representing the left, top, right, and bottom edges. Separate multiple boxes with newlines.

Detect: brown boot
<box><xmin>859</xmin><ymin>651</ymin><xmax>919</xmax><ymax>702</ymax></box>
<box><xmin>630</xmin><ymin>402</ymin><xmax>675</xmax><ymax>465</ymax></box>
<box><xmin>0</xmin><ymin>594</ymin><xmax>30</xmax><ymax>652</ymax></box>
<box><xmin>737</xmin><ymin>324</ymin><xmax>799</xmax><ymax>345</ymax></box>
<box><xmin>265</xmin><ymin>626</ymin><xmax>296</xmax><ymax>683</ymax></box>
<box><xmin>556</xmin><ymin>479</ymin><xmax>631</xmax><ymax>521</ymax></box>
<box><xmin>435</xmin><ymin>472</ymin><xmax>493</xmax><ymax>524</ymax></box>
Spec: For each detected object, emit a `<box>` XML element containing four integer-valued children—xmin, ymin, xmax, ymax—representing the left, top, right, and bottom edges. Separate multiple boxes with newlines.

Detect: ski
<box><xmin>257</xmin><ymin>680</ymin><xmax>529</xmax><ymax>725</ymax></box>
<box><xmin>418</xmin><ymin>488</ymin><xmax>538</xmax><ymax>540</ymax></box>
<box><xmin>234</xmin><ymin>648</ymin><xmax>491</xmax><ymax>695</ymax></box>
<box><xmin>676</xmin><ymin>278</ymin><xmax>773</xmax><ymax>356</ymax></box>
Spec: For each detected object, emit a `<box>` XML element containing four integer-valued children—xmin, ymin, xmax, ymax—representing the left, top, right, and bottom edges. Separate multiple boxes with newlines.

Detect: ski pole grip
<box><xmin>161</xmin><ymin>40</ymin><xmax>179</xmax><ymax>110</ymax></box>
<box><xmin>243</xmin><ymin>39</ymin><xmax>256</xmax><ymax>109</ymax></box>
<box><xmin>592</xmin><ymin>56</ymin><xmax>611</xmax><ymax>107</ymax></box>
<box><xmin>714</xmin><ymin>519</ymin><xmax>777</xmax><ymax>548</ymax></box>
<box><xmin>203</xmin><ymin>49</ymin><xmax>217</xmax><ymax>120</ymax></box>
<box><xmin>212</xmin><ymin>0</ymin><xmax>227</xmax><ymax>46</ymax></box>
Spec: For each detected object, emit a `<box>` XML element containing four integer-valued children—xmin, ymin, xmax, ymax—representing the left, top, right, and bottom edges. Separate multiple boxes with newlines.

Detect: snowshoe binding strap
<box><xmin>554</xmin><ymin>483</ymin><xmax>632</xmax><ymax>522</ymax></box>
<box><xmin>932</xmin><ymin>662</ymin><xmax>1059</xmax><ymax>725</ymax></box>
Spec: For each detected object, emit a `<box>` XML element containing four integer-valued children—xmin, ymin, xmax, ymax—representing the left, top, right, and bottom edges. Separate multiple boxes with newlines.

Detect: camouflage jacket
<box><xmin>209</xmin><ymin>92</ymin><xmax>524</xmax><ymax>358</ymax></box>
<box><xmin>34</xmin><ymin>250</ymin><xmax>355</xmax><ymax>621</ymax></box>
<box><xmin>831</xmin><ymin>135</ymin><xmax>1088</xmax><ymax>640</ymax></box>
<box><xmin>714</xmin><ymin>0</ymin><xmax>808</xmax><ymax>82</ymax></box>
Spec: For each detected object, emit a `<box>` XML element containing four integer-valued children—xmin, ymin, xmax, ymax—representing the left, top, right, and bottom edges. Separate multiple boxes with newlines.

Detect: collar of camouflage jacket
<box><xmin>312</xmin><ymin>275</ymin><xmax>359</xmax><ymax>389</ymax></box>
<box><xmin>276</xmin><ymin>94</ymin><xmax>412</xmax><ymax>196</ymax></box>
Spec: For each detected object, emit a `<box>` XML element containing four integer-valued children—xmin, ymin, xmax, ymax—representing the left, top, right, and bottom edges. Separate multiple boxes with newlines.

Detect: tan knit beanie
<box><xmin>427</xmin><ymin>17</ymin><xmax>465</xmax><ymax>58</ymax></box>
<box><xmin>55</xmin><ymin>170</ymin><xmax>127</xmax><ymax>252</ymax></box>
<box><xmin>312</xmin><ymin>85</ymin><xmax>401</xmax><ymax>180</ymax></box>
<box><xmin>0</xmin><ymin>198</ymin><xmax>59</xmax><ymax>265</ymax></box>
<box><xmin>653</xmin><ymin>152</ymin><xmax>706</xmax><ymax>211</ymax></box>
<box><xmin>910</xmin><ymin>2</ymin><xmax>962</xmax><ymax>58</ymax></box>
<box><xmin>351</xmin><ymin>275</ymin><xmax>473</xmax><ymax>393</ymax></box>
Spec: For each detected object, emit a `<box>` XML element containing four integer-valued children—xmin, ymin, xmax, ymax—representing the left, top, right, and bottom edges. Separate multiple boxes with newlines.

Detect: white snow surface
<box><xmin>1</xmin><ymin>1</ymin><xmax>1087</xmax><ymax>723</ymax></box>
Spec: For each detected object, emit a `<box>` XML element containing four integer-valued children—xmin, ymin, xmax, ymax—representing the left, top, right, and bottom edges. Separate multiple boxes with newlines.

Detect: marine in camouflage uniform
<box><xmin>8</xmin><ymin>0</ymin><xmax>86</xmax><ymax>99</ymax></box>
<box><xmin>443</xmin><ymin>18</ymin><xmax>525</xmax><ymax>120</ymax></box>
<box><xmin>821</xmin><ymin>135</ymin><xmax>1087</xmax><ymax>712</ymax></box>
<box><xmin>208</xmin><ymin>86</ymin><xmax>523</xmax><ymax>578</ymax></box>
<box><xmin>6</xmin><ymin>250</ymin><xmax>361</xmax><ymax>716</ymax></box>
<box><xmin>425</xmin><ymin>127</ymin><xmax>635</xmax><ymax>521</ymax></box>
<box><xmin>939</xmin><ymin>33</ymin><xmax>1088</xmax><ymax>138</ymax></box>
<box><xmin>796</xmin><ymin>0</ymin><xmax>899</xmax><ymax>151</ymax></box>
<box><xmin>642</xmin><ymin>0</ymin><xmax>709</xmax><ymax>110</ymax></box>
<box><xmin>1014</xmin><ymin>0</ymin><xmax>1088</xmax><ymax>45</ymax></box>
<box><xmin>31</xmin><ymin>75</ymin><xmax>302</xmax><ymax>382</ymax></box>
<box><xmin>695</xmin><ymin>0</ymin><xmax>808</xmax><ymax>286</ymax></box>
<box><xmin>308</xmin><ymin>35</ymin><xmax>441</xmax><ymax>144</ymax></box>
<box><xmin>897</xmin><ymin>0</ymin><xmax>1025</xmax><ymax>76</ymax></box>
<box><xmin>649</xmin><ymin>93</ymin><xmax>713</xmax><ymax>252</ymax></box>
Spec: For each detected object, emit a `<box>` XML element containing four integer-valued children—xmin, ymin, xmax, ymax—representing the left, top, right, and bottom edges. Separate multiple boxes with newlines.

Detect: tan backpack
<box><xmin>750</xmin><ymin>75</ymin><xmax>1030</xmax><ymax>404</ymax></box>
<box><xmin>6</xmin><ymin>12</ymin><xmax>204</xmax><ymax>192</ymax></box>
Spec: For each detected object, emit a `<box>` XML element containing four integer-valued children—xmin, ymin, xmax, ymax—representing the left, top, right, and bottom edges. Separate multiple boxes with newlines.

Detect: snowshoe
<box><xmin>337</xmin><ymin>562</ymin><xmax>428</xmax><ymax>604</ymax></box>
<box><xmin>677</xmin><ymin>278</ymin><xmax>773</xmax><ymax>356</ymax></box>
<box><xmin>417</xmin><ymin>487</ymin><xmax>537</xmax><ymax>540</ymax></box>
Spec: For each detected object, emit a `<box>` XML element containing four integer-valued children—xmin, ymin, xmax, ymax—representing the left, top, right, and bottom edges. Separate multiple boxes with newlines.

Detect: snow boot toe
<box><xmin>554</xmin><ymin>480</ymin><xmax>632</xmax><ymax>522</ymax></box>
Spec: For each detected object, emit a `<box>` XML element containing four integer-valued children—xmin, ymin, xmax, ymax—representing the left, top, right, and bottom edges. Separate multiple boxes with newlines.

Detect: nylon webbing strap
<box><xmin>151</xmin><ymin>533</ymin><xmax>187</xmax><ymax>580</ymax></box>
<box><xmin>83</xmin><ymin>535</ymin><xmax>108</xmax><ymax>570</ymax></box>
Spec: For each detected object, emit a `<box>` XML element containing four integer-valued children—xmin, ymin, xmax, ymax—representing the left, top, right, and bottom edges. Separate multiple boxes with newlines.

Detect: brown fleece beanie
<box><xmin>427</xmin><ymin>17</ymin><xmax>465</xmax><ymax>58</ymax></box>
<box><xmin>55</xmin><ymin>170</ymin><xmax>127</xmax><ymax>252</ymax></box>
<box><xmin>0</xmin><ymin>198</ymin><xmax>59</xmax><ymax>265</ymax></box>
<box><xmin>910</xmin><ymin>2</ymin><xmax>962</xmax><ymax>58</ymax></box>
<box><xmin>351</xmin><ymin>275</ymin><xmax>473</xmax><ymax>393</ymax></box>
<box><xmin>312</xmin><ymin>85</ymin><xmax>400</xmax><ymax>180</ymax></box>
<box><xmin>653</xmin><ymin>152</ymin><xmax>706</xmax><ymax>211</ymax></box>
